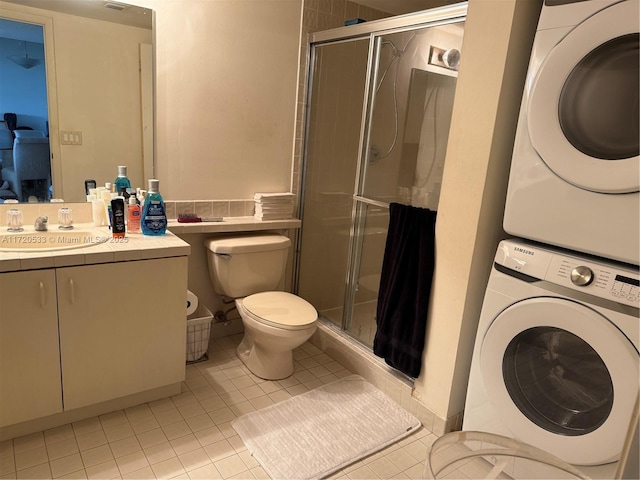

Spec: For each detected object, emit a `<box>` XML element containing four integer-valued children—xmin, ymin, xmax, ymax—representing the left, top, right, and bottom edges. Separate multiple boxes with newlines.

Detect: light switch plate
<box><xmin>60</xmin><ymin>130</ymin><xmax>83</xmax><ymax>145</ymax></box>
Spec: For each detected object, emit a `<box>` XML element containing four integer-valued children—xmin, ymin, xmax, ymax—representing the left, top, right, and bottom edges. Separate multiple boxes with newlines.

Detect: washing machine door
<box><xmin>527</xmin><ymin>0</ymin><xmax>639</xmax><ymax>193</ymax></box>
<box><xmin>480</xmin><ymin>297</ymin><xmax>639</xmax><ymax>466</ymax></box>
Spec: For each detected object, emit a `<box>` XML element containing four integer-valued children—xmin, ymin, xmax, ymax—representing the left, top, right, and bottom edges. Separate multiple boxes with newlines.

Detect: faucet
<box><xmin>34</xmin><ymin>216</ymin><xmax>49</xmax><ymax>231</ymax></box>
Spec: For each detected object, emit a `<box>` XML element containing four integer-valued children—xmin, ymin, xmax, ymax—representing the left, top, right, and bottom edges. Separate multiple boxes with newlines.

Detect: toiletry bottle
<box><xmin>111</xmin><ymin>197</ymin><xmax>126</xmax><ymax>238</ymax></box>
<box><xmin>141</xmin><ymin>179</ymin><xmax>167</xmax><ymax>236</ymax></box>
<box><xmin>128</xmin><ymin>195</ymin><xmax>141</xmax><ymax>233</ymax></box>
<box><xmin>114</xmin><ymin>166</ymin><xmax>131</xmax><ymax>192</ymax></box>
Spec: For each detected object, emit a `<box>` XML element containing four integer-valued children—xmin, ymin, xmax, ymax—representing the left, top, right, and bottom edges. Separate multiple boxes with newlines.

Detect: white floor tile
<box><xmin>80</xmin><ymin>445</ymin><xmax>113</xmax><ymax>469</ymax></box>
<box><xmin>186</xmin><ymin>462</ymin><xmax>221</xmax><ymax>479</ymax></box>
<box><xmin>49</xmin><ymin>452</ymin><xmax>84</xmax><ymax>478</ymax></box>
<box><xmin>3</xmin><ymin>338</ymin><xmax>432</xmax><ymax>480</ymax></box>
<box><xmin>109</xmin><ymin>436</ymin><xmax>142</xmax><ymax>459</ymax></box>
<box><xmin>150</xmin><ymin>456</ymin><xmax>185</xmax><ymax>480</ymax></box>
<box><xmin>46</xmin><ymin>438</ymin><xmax>79</xmax><ymax>462</ymax></box>
<box><xmin>143</xmin><ymin>442</ymin><xmax>176</xmax><ymax>466</ymax></box>
<box><xmin>115</xmin><ymin>450</ymin><xmax>150</xmax><ymax>475</ymax></box>
<box><xmin>85</xmin><ymin>459</ymin><xmax>120</xmax><ymax>480</ymax></box>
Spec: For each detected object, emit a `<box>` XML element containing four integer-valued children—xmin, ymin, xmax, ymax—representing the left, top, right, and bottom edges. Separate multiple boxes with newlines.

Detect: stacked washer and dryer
<box><xmin>463</xmin><ymin>0</ymin><xmax>639</xmax><ymax>478</ymax></box>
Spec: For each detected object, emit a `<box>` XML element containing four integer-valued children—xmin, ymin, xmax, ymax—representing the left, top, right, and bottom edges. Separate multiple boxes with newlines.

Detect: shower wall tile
<box><xmin>292</xmin><ymin>0</ymin><xmax>392</xmax><ymax>198</ymax></box>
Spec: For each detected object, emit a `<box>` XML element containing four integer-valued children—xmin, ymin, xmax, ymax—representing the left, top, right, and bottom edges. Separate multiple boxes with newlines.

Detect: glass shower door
<box><xmin>297</xmin><ymin>19</ymin><xmax>464</xmax><ymax>351</ymax></box>
<box><xmin>297</xmin><ymin>38</ymin><xmax>370</xmax><ymax>329</ymax></box>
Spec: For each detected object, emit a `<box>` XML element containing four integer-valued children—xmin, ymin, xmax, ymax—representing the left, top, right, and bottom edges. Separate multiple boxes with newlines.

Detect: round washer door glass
<box><xmin>503</xmin><ymin>326</ymin><xmax>613</xmax><ymax>436</ymax></box>
<box><xmin>559</xmin><ymin>33</ymin><xmax>639</xmax><ymax>161</ymax></box>
<box><xmin>480</xmin><ymin>297</ymin><xmax>638</xmax><ymax>465</ymax></box>
<box><xmin>526</xmin><ymin>0</ymin><xmax>640</xmax><ymax>193</ymax></box>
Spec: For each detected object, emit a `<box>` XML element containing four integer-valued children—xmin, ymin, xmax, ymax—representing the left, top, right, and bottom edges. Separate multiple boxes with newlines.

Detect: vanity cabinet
<box><xmin>57</xmin><ymin>257</ymin><xmax>187</xmax><ymax>410</ymax></box>
<box><xmin>0</xmin><ymin>256</ymin><xmax>187</xmax><ymax>427</ymax></box>
<box><xmin>0</xmin><ymin>270</ymin><xmax>63</xmax><ymax>427</ymax></box>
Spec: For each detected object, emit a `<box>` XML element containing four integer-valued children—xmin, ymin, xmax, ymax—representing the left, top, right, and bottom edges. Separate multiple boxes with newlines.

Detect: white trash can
<box><xmin>186</xmin><ymin>304</ymin><xmax>213</xmax><ymax>363</ymax></box>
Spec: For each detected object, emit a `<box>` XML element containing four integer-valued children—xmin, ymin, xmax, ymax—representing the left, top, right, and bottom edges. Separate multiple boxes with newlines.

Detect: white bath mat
<box><xmin>232</xmin><ymin>374</ymin><xmax>421</xmax><ymax>480</ymax></box>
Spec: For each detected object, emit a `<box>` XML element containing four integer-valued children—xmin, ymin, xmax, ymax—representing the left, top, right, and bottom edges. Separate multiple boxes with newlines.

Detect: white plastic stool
<box><xmin>424</xmin><ymin>431</ymin><xmax>591</xmax><ymax>479</ymax></box>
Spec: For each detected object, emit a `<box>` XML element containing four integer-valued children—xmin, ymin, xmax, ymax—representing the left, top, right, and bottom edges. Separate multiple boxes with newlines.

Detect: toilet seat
<box><xmin>240</xmin><ymin>292</ymin><xmax>317</xmax><ymax>331</ymax></box>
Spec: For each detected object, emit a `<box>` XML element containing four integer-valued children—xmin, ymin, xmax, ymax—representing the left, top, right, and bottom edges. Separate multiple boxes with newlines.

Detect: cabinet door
<box><xmin>0</xmin><ymin>269</ymin><xmax>62</xmax><ymax>426</ymax></box>
<box><xmin>57</xmin><ymin>257</ymin><xmax>187</xmax><ymax>410</ymax></box>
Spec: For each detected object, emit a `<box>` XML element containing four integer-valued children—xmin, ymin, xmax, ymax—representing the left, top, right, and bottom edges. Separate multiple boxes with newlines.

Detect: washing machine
<box><xmin>463</xmin><ymin>239</ymin><xmax>639</xmax><ymax>478</ymax></box>
<box><xmin>503</xmin><ymin>0</ymin><xmax>640</xmax><ymax>266</ymax></box>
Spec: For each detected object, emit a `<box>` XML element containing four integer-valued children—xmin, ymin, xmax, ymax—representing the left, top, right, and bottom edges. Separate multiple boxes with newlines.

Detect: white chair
<box><xmin>1</xmin><ymin>137</ymin><xmax>51</xmax><ymax>202</ymax></box>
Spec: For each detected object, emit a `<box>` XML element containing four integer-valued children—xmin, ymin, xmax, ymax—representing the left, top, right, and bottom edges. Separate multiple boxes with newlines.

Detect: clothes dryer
<box><xmin>463</xmin><ymin>239</ymin><xmax>639</xmax><ymax>478</ymax></box>
<box><xmin>503</xmin><ymin>0</ymin><xmax>639</xmax><ymax>265</ymax></box>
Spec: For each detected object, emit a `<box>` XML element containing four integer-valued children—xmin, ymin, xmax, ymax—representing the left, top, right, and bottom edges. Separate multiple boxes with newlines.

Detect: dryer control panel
<box><xmin>496</xmin><ymin>239</ymin><xmax>640</xmax><ymax>308</ymax></box>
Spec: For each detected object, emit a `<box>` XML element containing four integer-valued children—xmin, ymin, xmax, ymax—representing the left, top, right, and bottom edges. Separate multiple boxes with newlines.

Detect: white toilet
<box><xmin>203</xmin><ymin>234</ymin><xmax>318</xmax><ymax>380</ymax></box>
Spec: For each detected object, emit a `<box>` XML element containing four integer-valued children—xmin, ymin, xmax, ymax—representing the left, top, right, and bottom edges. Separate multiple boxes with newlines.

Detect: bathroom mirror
<box><xmin>0</xmin><ymin>0</ymin><xmax>153</xmax><ymax>203</ymax></box>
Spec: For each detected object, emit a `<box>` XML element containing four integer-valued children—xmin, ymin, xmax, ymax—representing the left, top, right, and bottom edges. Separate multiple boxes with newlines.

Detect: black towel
<box><xmin>373</xmin><ymin>203</ymin><xmax>436</xmax><ymax>378</ymax></box>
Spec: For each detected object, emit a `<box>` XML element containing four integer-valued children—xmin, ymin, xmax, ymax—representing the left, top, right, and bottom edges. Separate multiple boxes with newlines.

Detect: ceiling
<box><xmin>354</xmin><ymin>0</ymin><xmax>461</xmax><ymax>15</ymax></box>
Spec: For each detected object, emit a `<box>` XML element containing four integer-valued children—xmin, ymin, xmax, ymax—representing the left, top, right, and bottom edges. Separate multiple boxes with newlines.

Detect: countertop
<box><xmin>166</xmin><ymin>216</ymin><xmax>301</xmax><ymax>234</ymax></box>
<box><xmin>0</xmin><ymin>217</ymin><xmax>301</xmax><ymax>273</ymax></box>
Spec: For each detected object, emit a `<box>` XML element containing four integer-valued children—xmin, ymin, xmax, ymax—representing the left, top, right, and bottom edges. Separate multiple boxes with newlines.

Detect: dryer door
<box><xmin>480</xmin><ymin>297</ymin><xmax>639</xmax><ymax>466</ymax></box>
<box><xmin>527</xmin><ymin>0</ymin><xmax>639</xmax><ymax>193</ymax></box>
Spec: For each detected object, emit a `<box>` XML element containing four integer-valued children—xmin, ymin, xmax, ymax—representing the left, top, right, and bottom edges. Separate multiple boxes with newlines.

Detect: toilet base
<box><xmin>236</xmin><ymin>334</ymin><xmax>294</xmax><ymax>380</ymax></box>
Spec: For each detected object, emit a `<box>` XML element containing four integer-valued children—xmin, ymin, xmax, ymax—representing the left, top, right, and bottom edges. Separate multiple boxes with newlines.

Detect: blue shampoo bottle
<box><xmin>114</xmin><ymin>165</ymin><xmax>131</xmax><ymax>192</ymax></box>
<box><xmin>141</xmin><ymin>179</ymin><xmax>167</xmax><ymax>236</ymax></box>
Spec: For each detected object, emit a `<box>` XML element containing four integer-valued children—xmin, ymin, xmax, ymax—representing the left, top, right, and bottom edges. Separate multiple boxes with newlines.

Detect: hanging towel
<box><xmin>373</xmin><ymin>203</ymin><xmax>436</xmax><ymax>378</ymax></box>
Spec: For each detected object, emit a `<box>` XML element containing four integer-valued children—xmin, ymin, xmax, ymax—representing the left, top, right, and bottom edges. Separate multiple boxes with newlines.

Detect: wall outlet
<box><xmin>60</xmin><ymin>130</ymin><xmax>83</xmax><ymax>145</ymax></box>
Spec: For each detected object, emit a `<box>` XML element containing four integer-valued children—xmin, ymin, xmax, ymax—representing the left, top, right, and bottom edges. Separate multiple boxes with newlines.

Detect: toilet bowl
<box><xmin>203</xmin><ymin>234</ymin><xmax>318</xmax><ymax>380</ymax></box>
<box><xmin>235</xmin><ymin>291</ymin><xmax>317</xmax><ymax>380</ymax></box>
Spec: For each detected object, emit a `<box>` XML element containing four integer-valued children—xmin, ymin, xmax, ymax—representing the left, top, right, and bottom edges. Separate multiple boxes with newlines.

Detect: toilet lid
<box><xmin>242</xmin><ymin>292</ymin><xmax>317</xmax><ymax>329</ymax></box>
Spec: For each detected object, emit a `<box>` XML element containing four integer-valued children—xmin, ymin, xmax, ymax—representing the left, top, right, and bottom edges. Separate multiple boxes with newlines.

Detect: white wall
<box><xmin>414</xmin><ymin>0</ymin><xmax>543</xmax><ymax>425</ymax></box>
<box><xmin>149</xmin><ymin>0</ymin><xmax>303</xmax><ymax>200</ymax></box>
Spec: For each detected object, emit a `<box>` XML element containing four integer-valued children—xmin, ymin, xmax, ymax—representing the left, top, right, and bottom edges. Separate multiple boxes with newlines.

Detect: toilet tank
<box><xmin>204</xmin><ymin>234</ymin><xmax>291</xmax><ymax>298</ymax></box>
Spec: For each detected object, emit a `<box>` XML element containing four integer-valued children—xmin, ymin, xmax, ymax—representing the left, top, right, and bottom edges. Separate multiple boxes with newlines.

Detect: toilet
<box><xmin>203</xmin><ymin>234</ymin><xmax>317</xmax><ymax>380</ymax></box>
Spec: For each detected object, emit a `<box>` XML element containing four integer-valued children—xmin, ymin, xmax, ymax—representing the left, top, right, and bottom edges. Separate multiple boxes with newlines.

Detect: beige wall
<box><xmin>415</xmin><ymin>0</ymin><xmax>543</xmax><ymax>425</ymax></box>
<box><xmin>150</xmin><ymin>0</ymin><xmax>303</xmax><ymax>201</ymax></box>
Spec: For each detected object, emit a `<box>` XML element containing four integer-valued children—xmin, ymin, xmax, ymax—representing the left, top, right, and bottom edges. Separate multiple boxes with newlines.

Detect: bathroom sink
<box><xmin>0</xmin><ymin>230</ymin><xmax>109</xmax><ymax>251</ymax></box>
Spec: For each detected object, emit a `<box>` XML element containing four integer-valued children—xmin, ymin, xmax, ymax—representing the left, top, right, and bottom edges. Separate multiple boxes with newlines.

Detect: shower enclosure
<box><xmin>296</xmin><ymin>6</ymin><xmax>466</xmax><ymax>351</ymax></box>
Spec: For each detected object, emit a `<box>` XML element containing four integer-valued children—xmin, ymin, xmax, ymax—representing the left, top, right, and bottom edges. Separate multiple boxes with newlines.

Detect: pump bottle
<box><xmin>141</xmin><ymin>179</ymin><xmax>167</xmax><ymax>236</ymax></box>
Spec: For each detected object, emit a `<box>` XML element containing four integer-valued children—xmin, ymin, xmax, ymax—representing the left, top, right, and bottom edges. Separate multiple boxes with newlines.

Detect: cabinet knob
<box><xmin>69</xmin><ymin>278</ymin><xmax>75</xmax><ymax>304</ymax></box>
<box><xmin>39</xmin><ymin>281</ymin><xmax>45</xmax><ymax>307</ymax></box>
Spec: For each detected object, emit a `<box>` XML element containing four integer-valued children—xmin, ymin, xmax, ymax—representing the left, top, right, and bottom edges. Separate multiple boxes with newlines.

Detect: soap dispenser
<box><xmin>141</xmin><ymin>179</ymin><xmax>167</xmax><ymax>236</ymax></box>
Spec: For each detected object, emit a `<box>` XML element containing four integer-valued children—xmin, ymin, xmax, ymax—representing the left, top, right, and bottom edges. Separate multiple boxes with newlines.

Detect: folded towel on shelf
<box><xmin>253</xmin><ymin>192</ymin><xmax>296</xmax><ymax>220</ymax></box>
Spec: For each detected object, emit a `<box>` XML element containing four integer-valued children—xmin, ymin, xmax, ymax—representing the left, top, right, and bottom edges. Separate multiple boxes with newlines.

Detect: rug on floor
<box><xmin>231</xmin><ymin>374</ymin><xmax>421</xmax><ymax>480</ymax></box>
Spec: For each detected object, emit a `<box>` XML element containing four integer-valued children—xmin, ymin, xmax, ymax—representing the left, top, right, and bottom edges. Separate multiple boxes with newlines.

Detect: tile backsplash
<box><xmin>0</xmin><ymin>199</ymin><xmax>258</xmax><ymax>227</ymax></box>
<box><xmin>166</xmin><ymin>199</ymin><xmax>255</xmax><ymax>220</ymax></box>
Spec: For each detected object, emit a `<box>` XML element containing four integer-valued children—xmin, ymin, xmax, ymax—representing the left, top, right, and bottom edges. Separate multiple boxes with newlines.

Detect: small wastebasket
<box><xmin>186</xmin><ymin>304</ymin><xmax>213</xmax><ymax>363</ymax></box>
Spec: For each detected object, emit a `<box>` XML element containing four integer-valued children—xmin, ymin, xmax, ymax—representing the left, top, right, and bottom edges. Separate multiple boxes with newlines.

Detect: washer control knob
<box><xmin>571</xmin><ymin>266</ymin><xmax>594</xmax><ymax>286</ymax></box>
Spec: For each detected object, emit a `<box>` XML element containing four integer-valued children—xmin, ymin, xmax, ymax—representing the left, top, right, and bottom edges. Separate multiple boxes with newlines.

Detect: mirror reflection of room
<box><xmin>0</xmin><ymin>20</ymin><xmax>49</xmax><ymax>202</ymax></box>
<box><xmin>0</xmin><ymin>0</ymin><xmax>153</xmax><ymax>204</ymax></box>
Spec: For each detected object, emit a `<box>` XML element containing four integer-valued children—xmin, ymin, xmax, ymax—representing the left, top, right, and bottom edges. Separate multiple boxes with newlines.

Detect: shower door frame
<box><xmin>295</xmin><ymin>3</ymin><xmax>468</xmax><ymax>345</ymax></box>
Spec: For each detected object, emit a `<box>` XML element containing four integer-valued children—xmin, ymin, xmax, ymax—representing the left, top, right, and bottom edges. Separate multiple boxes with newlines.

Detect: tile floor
<box><xmin>0</xmin><ymin>335</ymin><xmax>456</xmax><ymax>480</ymax></box>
